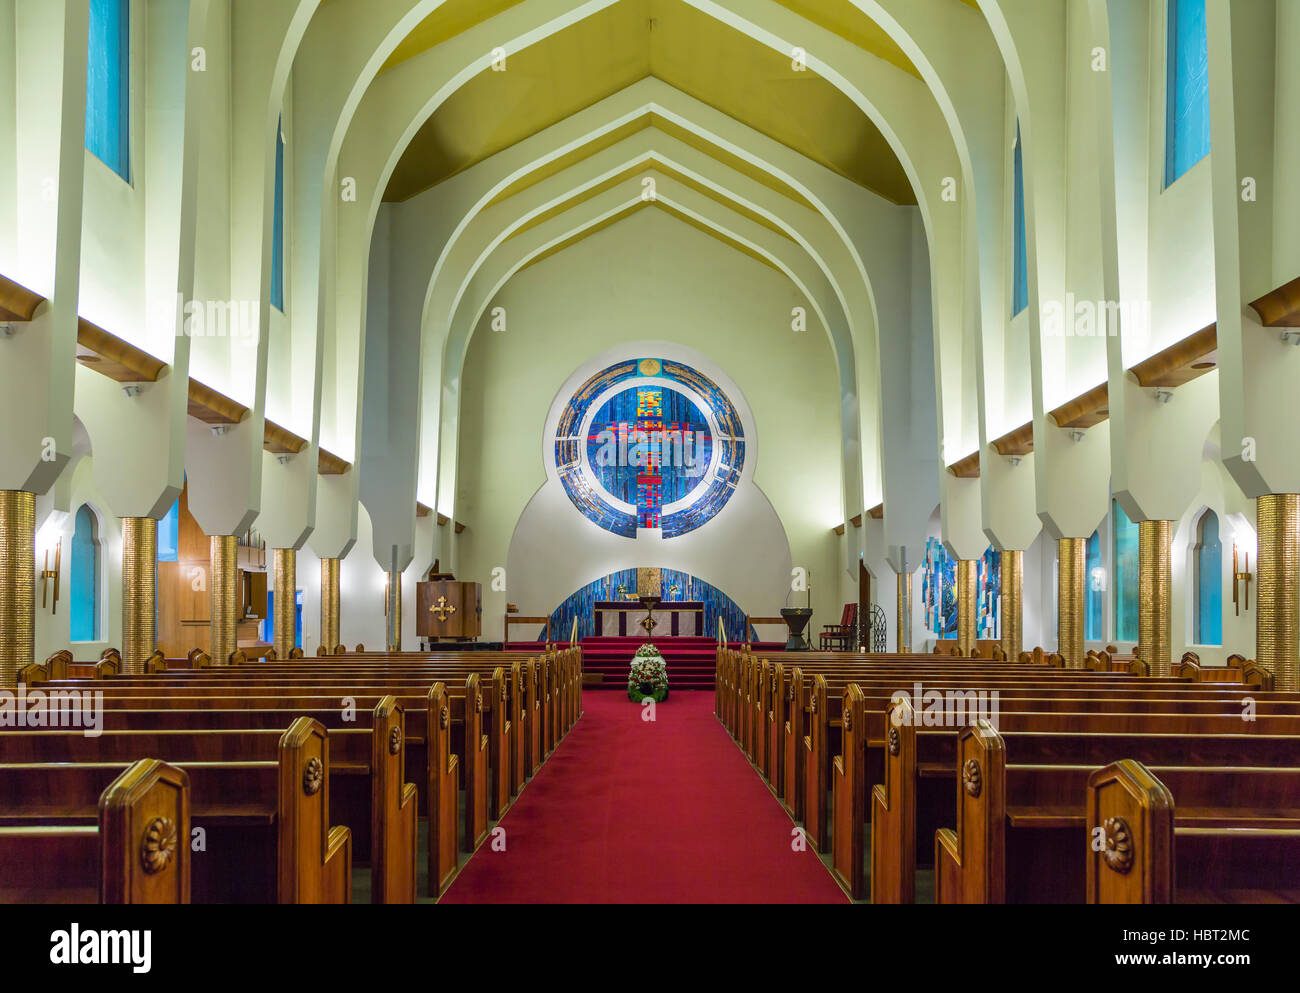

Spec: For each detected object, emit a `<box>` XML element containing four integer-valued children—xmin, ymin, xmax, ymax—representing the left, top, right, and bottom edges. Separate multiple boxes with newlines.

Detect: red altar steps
<box><xmin>505</xmin><ymin>636</ymin><xmax>785</xmax><ymax>690</ymax></box>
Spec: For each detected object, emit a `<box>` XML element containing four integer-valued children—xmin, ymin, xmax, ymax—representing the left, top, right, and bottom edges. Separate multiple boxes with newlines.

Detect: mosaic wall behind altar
<box><xmin>546</xmin><ymin>568</ymin><xmax>750</xmax><ymax>642</ymax></box>
<box><xmin>921</xmin><ymin>537</ymin><xmax>1000</xmax><ymax>640</ymax></box>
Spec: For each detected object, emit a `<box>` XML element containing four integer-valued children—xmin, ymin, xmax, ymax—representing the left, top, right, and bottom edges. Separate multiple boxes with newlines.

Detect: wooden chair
<box><xmin>819</xmin><ymin>603</ymin><xmax>857</xmax><ymax>651</ymax></box>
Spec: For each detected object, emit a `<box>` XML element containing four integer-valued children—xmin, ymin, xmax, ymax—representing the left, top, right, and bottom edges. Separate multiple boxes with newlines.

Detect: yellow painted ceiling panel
<box><xmin>380</xmin><ymin>0</ymin><xmax>528</xmax><ymax>74</ymax></box>
<box><xmin>382</xmin><ymin>0</ymin><xmax>915</xmax><ymax>205</ymax></box>
<box><xmin>771</xmin><ymin>0</ymin><xmax>918</xmax><ymax>77</ymax></box>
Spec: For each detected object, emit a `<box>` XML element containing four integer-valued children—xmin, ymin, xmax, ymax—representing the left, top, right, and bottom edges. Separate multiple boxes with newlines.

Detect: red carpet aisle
<box><xmin>441</xmin><ymin>690</ymin><xmax>846</xmax><ymax>903</ymax></box>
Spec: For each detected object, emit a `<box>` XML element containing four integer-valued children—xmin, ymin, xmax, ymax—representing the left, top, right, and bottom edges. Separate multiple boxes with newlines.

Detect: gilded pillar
<box><xmin>896</xmin><ymin>571</ymin><xmax>911</xmax><ymax>653</ymax></box>
<box><xmin>0</xmin><ymin>491</ymin><xmax>35</xmax><ymax>689</ymax></box>
<box><xmin>321</xmin><ymin>557</ymin><xmax>340</xmax><ymax>655</ymax></box>
<box><xmin>956</xmin><ymin>559</ymin><xmax>977</xmax><ymax>656</ymax></box>
<box><xmin>386</xmin><ymin>569</ymin><xmax>402</xmax><ymax>651</ymax></box>
<box><xmin>1057</xmin><ymin>537</ymin><xmax>1085</xmax><ymax>669</ymax></box>
<box><xmin>1138</xmin><ymin>520</ymin><xmax>1173</xmax><ymax>676</ymax></box>
<box><xmin>1000</xmin><ymin>549</ymin><xmax>1023</xmax><ymax>661</ymax></box>
<box><xmin>121</xmin><ymin>517</ymin><xmax>157</xmax><ymax>674</ymax></box>
<box><xmin>210</xmin><ymin>535</ymin><xmax>238</xmax><ymax>666</ymax></box>
<box><xmin>1257</xmin><ymin>494</ymin><xmax>1299</xmax><ymax>692</ymax></box>
<box><xmin>273</xmin><ymin>548</ymin><xmax>296</xmax><ymax>659</ymax></box>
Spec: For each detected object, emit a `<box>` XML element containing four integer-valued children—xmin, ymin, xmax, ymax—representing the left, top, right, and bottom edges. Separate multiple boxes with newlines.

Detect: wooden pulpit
<box><xmin>416</xmin><ymin>580</ymin><xmax>482</xmax><ymax>641</ymax></box>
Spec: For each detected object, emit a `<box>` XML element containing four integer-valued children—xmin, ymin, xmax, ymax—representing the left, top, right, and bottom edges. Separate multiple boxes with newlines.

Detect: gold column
<box><xmin>121</xmin><ymin>517</ymin><xmax>157</xmax><ymax>674</ymax></box>
<box><xmin>1000</xmin><ymin>549</ymin><xmax>1023</xmax><ymax>661</ymax></box>
<box><xmin>1138</xmin><ymin>519</ymin><xmax>1173</xmax><ymax>676</ymax></box>
<box><xmin>386</xmin><ymin>569</ymin><xmax>401</xmax><ymax>651</ymax></box>
<box><xmin>896</xmin><ymin>571</ymin><xmax>911</xmax><ymax>653</ymax></box>
<box><xmin>210</xmin><ymin>535</ymin><xmax>238</xmax><ymax>666</ymax></box>
<box><xmin>0</xmin><ymin>491</ymin><xmax>35</xmax><ymax>689</ymax></box>
<box><xmin>1257</xmin><ymin>494</ymin><xmax>1300</xmax><ymax>692</ymax></box>
<box><xmin>1058</xmin><ymin>537</ymin><xmax>1085</xmax><ymax>669</ymax></box>
<box><xmin>956</xmin><ymin>559</ymin><xmax>977</xmax><ymax>656</ymax></box>
<box><xmin>273</xmin><ymin>548</ymin><xmax>296</xmax><ymax>659</ymax></box>
<box><xmin>321</xmin><ymin>557</ymin><xmax>340</xmax><ymax>655</ymax></box>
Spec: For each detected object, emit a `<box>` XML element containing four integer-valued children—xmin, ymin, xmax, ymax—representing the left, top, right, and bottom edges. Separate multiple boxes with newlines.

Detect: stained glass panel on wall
<box><xmin>555</xmin><ymin>358</ymin><xmax>742</xmax><ymax>538</ymax></box>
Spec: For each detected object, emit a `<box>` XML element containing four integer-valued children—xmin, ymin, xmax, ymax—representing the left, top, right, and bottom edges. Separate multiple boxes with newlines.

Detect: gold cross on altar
<box><xmin>429</xmin><ymin>596</ymin><xmax>457</xmax><ymax>623</ymax></box>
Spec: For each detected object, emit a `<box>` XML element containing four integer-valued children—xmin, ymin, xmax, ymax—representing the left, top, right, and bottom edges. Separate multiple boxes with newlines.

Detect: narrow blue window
<box><xmin>263</xmin><ymin>589</ymin><xmax>303</xmax><ymax>648</ymax></box>
<box><xmin>70</xmin><ymin>506</ymin><xmax>100</xmax><ymax>642</ymax></box>
<box><xmin>1011</xmin><ymin>121</ymin><xmax>1028</xmax><ymax>316</ymax></box>
<box><xmin>1195</xmin><ymin>510</ymin><xmax>1223</xmax><ymax>645</ymax></box>
<box><xmin>1112</xmin><ymin>501</ymin><xmax>1140</xmax><ymax>643</ymax></box>
<box><xmin>1164</xmin><ymin>0</ymin><xmax>1211</xmax><ymax>187</ymax></box>
<box><xmin>85</xmin><ymin>0</ymin><xmax>130</xmax><ymax>181</ymax></box>
<box><xmin>1084</xmin><ymin>529</ymin><xmax>1103</xmax><ymax>641</ymax></box>
<box><xmin>157</xmin><ymin>498</ymin><xmax>179</xmax><ymax>562</ymax></box>
<box><xmin>271</xmin><ymin>116</ymin><xmax>285</xmax><ymax>311</ymax></box>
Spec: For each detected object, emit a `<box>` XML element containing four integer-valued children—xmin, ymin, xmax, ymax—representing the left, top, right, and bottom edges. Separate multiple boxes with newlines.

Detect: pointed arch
<box><xmin>69</xmin><ymin>504</ymin><xmax>103</xmax><ymax>642</ymax></box>
<box><xmin>1192</xmin><ymin>507</ymin><xmax>1222</xmax><ymax>646</ymax></box>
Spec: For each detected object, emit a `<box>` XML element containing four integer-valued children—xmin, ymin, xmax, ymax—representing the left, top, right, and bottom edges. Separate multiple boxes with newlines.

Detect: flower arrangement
<box><xmin>628</xmin><ymin>644</ymin><xmax>669</xmax><ymax>702</ymax></box>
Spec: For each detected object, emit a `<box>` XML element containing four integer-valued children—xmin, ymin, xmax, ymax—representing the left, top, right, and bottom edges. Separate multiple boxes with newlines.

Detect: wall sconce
<box><xmin>1089</xmin><ymin>566</ymin><xmax>1107</xmax><ymax>593</ymax></box>
<box><xmin>1232</xmin><ymin>543</ymin><xmax>1253</xmax><ymax>615</ymax></box>
<box><xmin>383</xmin><ymin>574</ymin><xmax>390</xmax><ymax>617</ymax></box>
<box><xmin>40</xmin><ymin>538</ymin><xmax>61</xmax><ymax>613</ymax></box>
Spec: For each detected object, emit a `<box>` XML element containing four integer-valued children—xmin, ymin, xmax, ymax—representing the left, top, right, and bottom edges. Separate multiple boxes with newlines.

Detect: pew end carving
<box><xmin>1085</xmin><ymin>759</ymin><xmax>1175</xmax><ymax>904</ymax></box>
<box><xmin>98</xmin><ymin>758</ymin><xmax>191</xmax><ymax>904</ymax></box>
<box><xmin>934</xmin><ymin>721</ymin><xmax>1006</xmax><ymax>904</ymax></box>
<box><xmin>276</xmin><ymin>718</ymin><xmax>352</xmax><ymax>903</ymax></box>
<box><xmin>871</xmin><ymin>695</ymin><xmax>916</xmax><ymax>903</ymax></box>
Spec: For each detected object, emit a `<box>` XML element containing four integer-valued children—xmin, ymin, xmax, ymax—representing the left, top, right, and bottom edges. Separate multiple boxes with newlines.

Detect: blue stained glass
<box><xmin>555</xmin><ymin>358</ymin><xmax>742</xmax><ymax>539</ymax></box>
<box><xmin>1195</xmin><ymin>511</ymin><xmax>1222</xmax><ymax>645</ymax></box>
<box><xmin>157</xmin><ymin>498</ymin><xmax>179</xmax><ymax>562</ymax></box>
<box><xmin>547</xmin><ymin>569</ymin><xmax>749</xmax><ymax>643</ymax></box>
<box><xmin>86</xmin><ymin>0</ymin><xmax>130</xmax><ymax>181</ymax></box>
<box><xmin>262</xmin><ymin>590</ymin><xmax>303</xmax><ymax>649</ymax></box>
<box><xmin>1113</xmin><ymin>501</ymin><xmax>1140</xmax><ymax>642</ymax></box>
<box><xmin>1085</xmin><ymin>530</ymin><xmax>1103</xmax><ymax>641</ymax></box>
<box><xmin>1012</xmin><ymin>121</ymin><xmax>1028</xmax><ymax>316</ymax></box>
<box><xmin>1164</xmin><ymin>0</ymin><xmax>1211</xmax><ymax>187</ymax></box>
<box><xmin>271</xmin><ymin>116</ymin><xmax>285</xmax><ymax>311</ymax></box>
<box><xmin>70</xmin><ymin>506</ymin><xmax>100</xmax><ymax>642</ymax></box>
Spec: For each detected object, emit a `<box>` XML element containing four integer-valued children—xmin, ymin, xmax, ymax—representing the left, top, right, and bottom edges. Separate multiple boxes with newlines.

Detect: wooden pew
<box><xmin>77</xmin><ymin>664</ymin><xmax>519</xmax><ymax>835</ymax></box>
<box><xmin>932</xmin><ymin>727</ymin><xmax>1300</xmax><ymax>903</ymax></box>
<box><xmin>0</xmin><ymin>758</ymin><xmax>189</xmax><ymax>903</ymax></box>
<box><xmin>0</xmin><ymin>718</ymin><xmax>352</xmax><ymax>903</ymax></box>
<box><xmin>872</xmin><ymin>694</ymin><xmax>1300</xmax><ymax>902</ymax></box>
<box><xmin>1087</xmin><ymin>759</ymin><xmax>1300</xmax><ymax>903</ymax></box>
<box><xmin>45</xmin><ymin>659</ymin><xmax>555</xmax><ymax>895</ymax></box>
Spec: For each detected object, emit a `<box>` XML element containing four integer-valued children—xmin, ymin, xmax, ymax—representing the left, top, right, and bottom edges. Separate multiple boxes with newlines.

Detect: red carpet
<box><xmin>505</xmin><ymin>637</ymin><xmax>787</xmax><ymax>689</ymax></box>
<box><xmin>440</xmin><ymin>690</ymin><xmax>846</xmax><ymax>903</ymax></box>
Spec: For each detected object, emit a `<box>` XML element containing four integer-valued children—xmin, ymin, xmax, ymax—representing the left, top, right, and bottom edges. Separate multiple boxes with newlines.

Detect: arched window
<box><xmin>1084</xmin><ymin>529</ymin><xmax>1103</xmax><ymax>641</ymax></box>
<box><xmin>1194</xmin><ymin>510</ymin><xmax>1223</xmax><ymax>645</ymax></box>
<box><xmin>1164</xmin><ymin>0</ymin><xmax>1211</xmax><ymax>187</ymax></box>
<box><xmin>86</xmin><ymin>0</ymin><xmax>130</xmax><ymax>181</ymax></box>
<box><xmin>69</xmin><ymin>505</ymin><xmax>101</xmax><ymax>642</ymax></box>
<box><xmin>1011</xmin><ymin>120</ymin><xmax>1028</xmax><ymax>315</ymax></box>
<box><xmin>1112</xmin><ymin>500</ymin><xmax>1139</xmax><ymax>642</ymax></box>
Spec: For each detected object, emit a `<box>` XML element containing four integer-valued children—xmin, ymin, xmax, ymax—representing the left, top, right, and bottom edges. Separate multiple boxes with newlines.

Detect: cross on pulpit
<box><xmin>429</xmin><ymin>595</ymin><xmax>457</xmax><ymax>623</ymax></box>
